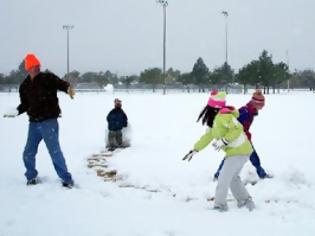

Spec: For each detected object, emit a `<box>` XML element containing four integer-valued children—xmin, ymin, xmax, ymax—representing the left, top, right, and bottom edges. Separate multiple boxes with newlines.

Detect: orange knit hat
<box><xmin>24</xmin><ymin>54</ymin><xmax>41</xmax><ymax>71</ymax></box>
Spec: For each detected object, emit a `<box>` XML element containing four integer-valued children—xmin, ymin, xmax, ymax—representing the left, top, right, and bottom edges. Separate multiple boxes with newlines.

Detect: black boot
<box><xmin>62</xmin><ymin>180</ymin><xmax>74</xmax><ymax>189</ymax></box>
<box><xmin>26</xmin><ymin>178</ymin><xmax>38</xmax><ymax>186</ymax></box>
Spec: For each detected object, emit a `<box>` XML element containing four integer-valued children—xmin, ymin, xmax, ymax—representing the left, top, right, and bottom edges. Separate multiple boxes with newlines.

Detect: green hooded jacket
<box><xmin>193</xmin><ymin>107</ymin><xmax>253</xmax><ymax>157</ymax></box>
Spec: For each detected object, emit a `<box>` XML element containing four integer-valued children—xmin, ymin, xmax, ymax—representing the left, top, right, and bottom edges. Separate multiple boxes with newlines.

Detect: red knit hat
<box><xmin>24</xmin><ymin>54</ymin><xmax>41</xmax><ymax>71</ymax></box>
<box><xmin>251</xmin><ymin>89</ymin><xmax>265</xmax><ymax>109</ymax></box>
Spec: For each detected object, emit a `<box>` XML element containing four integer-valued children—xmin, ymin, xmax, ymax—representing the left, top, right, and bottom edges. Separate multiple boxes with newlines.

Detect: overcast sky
<box><xmin>0</xmin><ymin>0</ymin><xmax>314</xmax><ymax>76</ymax></box>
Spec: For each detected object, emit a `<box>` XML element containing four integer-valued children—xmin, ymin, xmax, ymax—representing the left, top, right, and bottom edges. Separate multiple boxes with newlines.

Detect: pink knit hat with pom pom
<box><xmin>207</xmin><ymin>90</ymin><xmax>226</xmax><ymax>108</ymax></box>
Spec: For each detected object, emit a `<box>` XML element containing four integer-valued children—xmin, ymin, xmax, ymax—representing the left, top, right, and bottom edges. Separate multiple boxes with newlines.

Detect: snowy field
<box><xmin>1</xmin><ymin>91</ymin><xmax>315</xmax><ymax>236</ymax></box>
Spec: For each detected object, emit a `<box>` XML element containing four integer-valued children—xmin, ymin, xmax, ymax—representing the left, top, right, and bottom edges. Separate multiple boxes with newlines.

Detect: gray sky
<box><xmin>0</xmin><ymin>0</ymin><xmax>314</xmax><ymax>76</ymax></box>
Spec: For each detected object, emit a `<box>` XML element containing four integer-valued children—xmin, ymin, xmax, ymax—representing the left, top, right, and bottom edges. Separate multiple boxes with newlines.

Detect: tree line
<box><xmin>1</xmin><ymin>50</ymin><xmax>314</xmax><ymax>93</ymax></box>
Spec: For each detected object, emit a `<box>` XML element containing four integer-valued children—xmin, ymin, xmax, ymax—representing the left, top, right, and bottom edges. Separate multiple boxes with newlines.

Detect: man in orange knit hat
<box><xmin>3</xmin><ymin>53</ymin><xmax>75</xmax><ymax>188</ymax></box>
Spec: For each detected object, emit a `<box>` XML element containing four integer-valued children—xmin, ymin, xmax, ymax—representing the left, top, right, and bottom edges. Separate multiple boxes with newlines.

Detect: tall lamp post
<box><xmin>286</xmin><ymin>50</ymin><xmax>290</xmax><ymax>92</ymax></box>
<box><xmin>222</xmin><ymin>11</ymin><xmax>228</xmax><ymax>64</ymax></box>
<box><xmin>62</xmin><ymin>25</ymin><xmax>74</xmax><ymax>77</ymax></box>
<box><xmin>157</xmin><ymin>0</ymin><xmax>168</xmax><ymax>95</ymax></box>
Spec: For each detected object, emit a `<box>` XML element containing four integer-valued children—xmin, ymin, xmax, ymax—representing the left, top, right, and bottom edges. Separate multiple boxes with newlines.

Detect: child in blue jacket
<box><xmin>106</xmin><ymin>98</ymin><xmax>128</xmax><ymax>151</ymax></box>
<box><xmin>214</xmin><ymin>90</ymin><xmax>272</xmax><ymax>180</ymax></box>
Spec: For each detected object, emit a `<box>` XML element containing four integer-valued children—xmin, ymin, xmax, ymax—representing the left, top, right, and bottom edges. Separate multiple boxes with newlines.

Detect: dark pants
<box><xmin>214</xmin><ymin>149</ymin><xmax>267</xmax><ymax>179</ymax></box>
<box><xmin>107</xmin><ymin>130</ymin><xmax>123</xmax><ymax>151</ymax></box>
<box><xmin>23</xmin><ymin>119</ymin><xmax>73</xmax><ymax>183</ymax></box>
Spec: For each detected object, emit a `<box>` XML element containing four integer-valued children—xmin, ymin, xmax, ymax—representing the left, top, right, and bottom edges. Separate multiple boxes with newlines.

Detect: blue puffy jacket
<box><xmin>107</xmin><ymin>108</ymin><xmax>128</xmax><ymax>131</ymax></box>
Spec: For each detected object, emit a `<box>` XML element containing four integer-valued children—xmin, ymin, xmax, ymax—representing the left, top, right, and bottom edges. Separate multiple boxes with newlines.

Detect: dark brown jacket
<box><xmin>17</xmin><ymin>72</ymin><xmax>70</xmax><ymax>122</ymax></box>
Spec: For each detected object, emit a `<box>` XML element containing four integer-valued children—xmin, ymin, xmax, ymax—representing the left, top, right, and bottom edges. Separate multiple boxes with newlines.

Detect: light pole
<box><xmin>222</xmin><ymin>11</ymin><xmax>228</xmax><ymax>64</ymax></box>
<box><xmin>286</xmin><ymin>50</ymin><xmax>290</xmax><ymax>92</ymax></box>
<box><xmin>62</xmin><ymin>25</ymin><xmax>74</xmax><ymax>77</ymax></box>
<box><xmin>157</xmin><ymin>0</ymin><xmax>168</xmax><ymax>95</ymax></box>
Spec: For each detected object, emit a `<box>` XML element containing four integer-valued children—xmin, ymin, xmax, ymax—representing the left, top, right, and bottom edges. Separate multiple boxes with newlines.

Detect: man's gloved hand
<box><xmin>3</xmin><ymin>109</ymin><xmax>18</xmax><ymax>118</ymax></box>
<box><xmin>182</xmin><ymin>150</ymin><xmax>198</xmax><ymax>161</ymax></box>
<box><xmin>67</xmin><ymin>86</ymin><xmax>75</xmax><ymax>99</ymax></box>
<box><xmin>212</xmin><ymin>138</ymin><xmax>228</xmax><ymax>151</ymax></box>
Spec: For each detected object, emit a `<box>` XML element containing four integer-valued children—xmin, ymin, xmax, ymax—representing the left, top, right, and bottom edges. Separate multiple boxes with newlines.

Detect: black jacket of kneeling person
<box><xmin>106</xmin><ymin>99</ymin><xmax>128</xmax><ymax>131</ymax></box>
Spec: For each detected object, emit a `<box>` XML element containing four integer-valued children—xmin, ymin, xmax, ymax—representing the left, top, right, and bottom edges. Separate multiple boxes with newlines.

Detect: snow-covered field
<box><xmin>1</xmin><ymin>91</ymin><xmax>315</xmax><ymax>236</ymax></box>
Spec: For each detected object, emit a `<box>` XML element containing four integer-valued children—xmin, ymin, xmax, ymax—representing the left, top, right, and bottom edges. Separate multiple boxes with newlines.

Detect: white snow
<box><xmin>1</xmin><ymin>91</ymin><xmax>315</xmax><ymax>236</ymax></box>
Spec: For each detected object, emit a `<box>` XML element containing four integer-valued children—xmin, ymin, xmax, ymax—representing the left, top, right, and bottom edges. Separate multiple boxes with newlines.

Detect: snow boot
<box><xmin>237</xmin><ymin>197</ymin><xmax>255</xmax><ymax>211</ymax></box>
<box><xmin>26</xmin><ymin>178</ymin><xmax>39</xmax><ymax>186</ymax></box>
<box><xmin>261</xmin><ymin>173</ymin><xmax>273</xmax><ymax>179</ymax></box>
<box><xmin>245</xmin><ymin>199</ymin><xmax>256</xmax><ymax>211</ymax></box>
<box><xmin>213</xmin><ymin>203</ymin><xmax>228</xmax><ymax>212</ymax></box>
<box><xmin>62</xmin><ymin>180</ymin><xmax>74</xmax><ymax>189</ymax></box>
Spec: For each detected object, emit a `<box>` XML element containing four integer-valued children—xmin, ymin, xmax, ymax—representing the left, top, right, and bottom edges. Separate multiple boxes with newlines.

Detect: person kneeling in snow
<box><xmin>106</xmin><ymin>98</ymin><xmax>128</xmax><ymax>151</ymax></box>
<box><xmin>213</xmin><ymin>89</ymin><xmax>272</xmax><ymax>180</ymax></box>
<box><xmin>183</xmin><ymin>91</ymin><xmax>255</xmax><ymax>212</ymax></box>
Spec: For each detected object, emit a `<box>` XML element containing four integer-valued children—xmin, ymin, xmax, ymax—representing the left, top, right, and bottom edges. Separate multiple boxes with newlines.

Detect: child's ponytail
<box><xmin>197</xmin><ymin>106</ymin><xmax>220</xmax><ymax>127</ymax></box>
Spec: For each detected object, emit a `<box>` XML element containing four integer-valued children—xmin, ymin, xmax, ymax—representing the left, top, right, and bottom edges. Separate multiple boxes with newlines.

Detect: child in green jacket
<box><xmin>183</xmin><ymin>90</ymin><xmax>255</xmax><ymax>212</ymax></box>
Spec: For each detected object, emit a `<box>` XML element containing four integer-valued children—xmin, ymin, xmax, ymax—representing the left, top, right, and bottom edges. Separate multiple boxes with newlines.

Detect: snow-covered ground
<box><xmin>1</xmin><ymin>91</ymin><xmax>315</xmax><ymax>236</ymax></box>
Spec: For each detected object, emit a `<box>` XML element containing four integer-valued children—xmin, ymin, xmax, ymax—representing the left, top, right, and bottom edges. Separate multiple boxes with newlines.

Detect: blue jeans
<box><xmin>214</xmin><ymin>149</ymin><xmax>267</xmax><ymax>179</ymax></box>
<box><xmin>23</xmin><ymin>119</ymin><xmax>72</xmax><ymax>183</ymax></box>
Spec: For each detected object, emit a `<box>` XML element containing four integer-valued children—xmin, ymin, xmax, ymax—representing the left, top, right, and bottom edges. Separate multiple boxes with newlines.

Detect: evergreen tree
<box><xmin>191</xmin><ymin>57</ymin><xmax>209</xmax><ymax>92</ymax></box>
<box><xmin>209</xmin><ymin>62</ymin><xmax>234</xmax><ymax>92</ymax></box>
<box><xmin>257</xmin><ymin>50</ymin><xmax>274</xmax><ymax>94</ymax></box>
<box><xmin>236</xmin><ymin>50</ymin><xmax>289</xmax><ymax>94</ymax></box>
<box><xmin>271</xmin><ymin>62</ymin><xmax>289</xmax><ymax>93</ymax></box>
